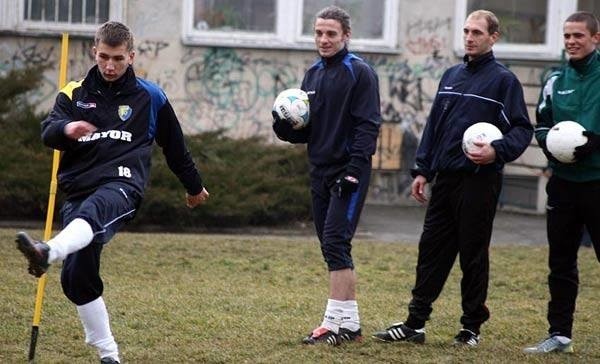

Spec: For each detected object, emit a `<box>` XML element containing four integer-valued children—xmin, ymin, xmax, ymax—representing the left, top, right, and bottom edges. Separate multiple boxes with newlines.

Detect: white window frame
<box><xmin>0</xmin><ymin>0</ymin><xmax>124</xmax><ymax>35</ymax></box>
<box><xmin>454</xmin><ymin>0</ymin><xmax>577</xmax><ymax>60</ymax></box>
<box><xmin>182</xmin><ymin>0</ymin><xmax>400</xmax><ymax>53</ymax></box>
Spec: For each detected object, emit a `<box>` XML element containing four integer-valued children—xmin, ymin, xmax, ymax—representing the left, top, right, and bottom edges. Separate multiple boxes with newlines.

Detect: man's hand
<box><xmin>466</xmin><ymin>141</ymin><xmax>496</xmax><ymax>165</ymax></box>
<box><xmin>574</xmin><ymin>130</ymin><xmax>600</xmax><ymax>161</ymax></box>
<box><xmin>186</xmin><ymin>188</ymin><xmax>209</xmax><ymax>208</ymax></box>
<box><xmin>411</xmin><ymin>175</ymin><xmax>428</xmax><ymax>204</ymax></box>
<box><xmin>272</xmin><ymin>110</ymin><xmax>300</xmax><ymax>129</ymax></box>
<box><xmin>335</xmin><ymin>175</ymin><xmax>359</xmax><ymax>198</ymax></box>
<box><xmin>64</xmin><ymin>121</ymin><xmax>98</xmax><ymax>140</ymax></box>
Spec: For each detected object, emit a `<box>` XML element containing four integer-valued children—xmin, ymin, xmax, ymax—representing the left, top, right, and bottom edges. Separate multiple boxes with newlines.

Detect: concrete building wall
<box><xmin>0</xmin><ymin>0</ymin><xmax>553</xmax><ymax>212</ymax></box>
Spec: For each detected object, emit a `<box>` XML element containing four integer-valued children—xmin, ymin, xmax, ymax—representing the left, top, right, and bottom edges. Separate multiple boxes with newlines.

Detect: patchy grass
<box><xmin>1</xmin><ymin>228</ymin><xmax>598</xmax><ymax>363</ymax></box>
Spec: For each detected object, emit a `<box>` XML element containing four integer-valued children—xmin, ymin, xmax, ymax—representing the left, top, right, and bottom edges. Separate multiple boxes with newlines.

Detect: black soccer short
<box><xmin>60</xmin><ymin>182</ymin><xmax>140</xmax><ymax>305</ymax></box>
<box><xmin>310</xmin><ymin>164</ymin><xmax>371</xmax><ymax>271</ymax></box>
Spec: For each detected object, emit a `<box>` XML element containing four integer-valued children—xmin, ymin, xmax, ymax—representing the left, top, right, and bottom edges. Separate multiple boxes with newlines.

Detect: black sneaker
<box><xmin>15</xmin><ymin>232</ymin><xmax>50</xmax><ymax>277</ymax></box>
<box><xmin>302</xmin><ymin>326</ymin><xmax>341</xmax><ymax>346</ymax></box>
<box><xmin>100</xmin><ymin>357</ymin><xmax>120</xmax><ymax>364</ymax></box>
<box><xmin>339</xmin><ymin>327</ymin><xmax>363</xmax><ymax>343</ymax></box>
<box><xmin>453</xmin><ymin>329</ymin><xmax>480</xmax><ymax>347</ymax></box>
<box><xmin>372</xmin><ymin>322</ymin><xmax>425</xmax><ymax>343</ymax></box>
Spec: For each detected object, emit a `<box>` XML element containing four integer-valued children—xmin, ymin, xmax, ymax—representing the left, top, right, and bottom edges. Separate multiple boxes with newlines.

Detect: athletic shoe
<box><xmin>453</xmin><ymin>329</ymin><xmax>480</xmax><ymax>347</ymax></box>
<box><xmin>523</xmin><ymin>336</ymin><xmax>573</xmax><ymax>354</ymax></box>
<box><xmin>15</xmin><ymin>232</ymin><xmax>50</xmax><ymax>277</ymax></box>
<box><xmin>302</xmin><ymin>326</ymin><xmax>341</xmax><ymax>346</ymax></box>
<box><xmin>100</xmin><ymin>357</ymin><xmax>120</xmax><ymax>364</ymax></box>
<box><xmin>372</xmin><ymin>322</ymin><xmax>425</xmax><ymax>343</ymax></box>
<box><xmin>338</xmin><ymin>327</ymin><xmax>363</xmax><ymax>343</ymax></box>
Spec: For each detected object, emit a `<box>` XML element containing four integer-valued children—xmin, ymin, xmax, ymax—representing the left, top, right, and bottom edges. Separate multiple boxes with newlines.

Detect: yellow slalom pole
<box><xmin>28</xmin><ymin>32</ymin><xmax>69</xmax><ymax>363</ymax></box>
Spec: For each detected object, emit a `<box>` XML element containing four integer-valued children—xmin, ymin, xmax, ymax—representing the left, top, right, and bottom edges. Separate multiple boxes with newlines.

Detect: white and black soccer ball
<box><xmin>462</xmin><ymin>122</ymin><xmax>503</xmax><ymax>155</ymax></box>
<box><xmin>546</xmin><ymin>120</ymin><xmax>587</xmax><ymax>163</ymax></box>
<box><xmin>272</xmin><ymin>88</ymin><xmax>310</xmax><ymax>130</ymax></box>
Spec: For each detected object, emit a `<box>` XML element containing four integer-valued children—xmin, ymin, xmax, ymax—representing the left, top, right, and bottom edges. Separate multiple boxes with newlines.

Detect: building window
<box><xmin>182</xmin><ymin>0</ymin><xmax>399</xmax><ymax>53</ymax></box>
<box><xmin>24</xmin><ymin>0</ymin><xmax>110</xmax><ymax>24</ymax></box>
<box><xmin>0</xmin><ymin>0</ymin><xmax>123</xmax><ymax>34</ymax></box>
<box><xmin>454</xmin><ymin>0</ymin><xmax>577</xmax><ymax>59</ymax></box>
<box><xmin>578</xmin><ymin>0</ymin><xmax>600</xmax><ymax>13</ymax></box>
<box><xmin>194</xmin><ymin>0</ymin><xmax>276</xmax><ymax>32</ymax></box>
<box><xmin>301</xmin><ymin>0</ymin><xmax>385</xmax><ymax>39</ymax></box>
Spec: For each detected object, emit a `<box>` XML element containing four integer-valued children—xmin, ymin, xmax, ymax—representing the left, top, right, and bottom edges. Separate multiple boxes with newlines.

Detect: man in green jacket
<box><xmin>524</xmin><ymin>11</ymin><xmax>600</xmax><ymax>354</ymax></box>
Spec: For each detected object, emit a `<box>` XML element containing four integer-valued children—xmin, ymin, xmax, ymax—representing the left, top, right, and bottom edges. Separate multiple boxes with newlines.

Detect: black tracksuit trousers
<box><xmin>545</xmin><ymin>175</ymin><xmax>600</xmax><ymax>338</ymax></box>
<box><xmin>406</xmin><ymin>171</ymin><xmax>502</xmax><ymax>333</ymax></box>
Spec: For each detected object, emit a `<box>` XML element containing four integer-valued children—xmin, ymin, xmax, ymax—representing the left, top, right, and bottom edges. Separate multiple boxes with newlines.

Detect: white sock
<box><xmin>320</xmin><ymin>299</ymin><xmax>344</xmax><ymax>334</ymax></box>
<box><xmin>47</xmin><ymin>218</ymin><xmax>94</xmax><ymax>263</ymax></box>
<box><xmin>340</xmin><ymin>300</ymin><xmax>360</xmax><ymax>331</ymax></box>
<box><xmin>76</xmin><ymin>297</ymin><xmax>119</xmax><ymax>362</ymax></box>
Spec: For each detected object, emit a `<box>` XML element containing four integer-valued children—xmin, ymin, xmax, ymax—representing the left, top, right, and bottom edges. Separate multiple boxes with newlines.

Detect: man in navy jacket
<box><xmin>15</xmin><ymin>21</ymin><xmax>209</xmax><ymax>363</ymax></box>
<box><xmin>373</xmin><ymin>10</ymin><xmax>532</xmax><ymax>347</ymax></box>
<box><xmin>273</xmin><ymin>5</ymin><xmax>380</xmax><ymax>346</ymax></box>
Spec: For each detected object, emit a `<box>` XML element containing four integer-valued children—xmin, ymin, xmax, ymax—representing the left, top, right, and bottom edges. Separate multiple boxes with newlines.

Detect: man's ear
<box><xmin>128</xmin><ymin>50</ymin><xmax>135</xmax><ymax>65</ymax></box>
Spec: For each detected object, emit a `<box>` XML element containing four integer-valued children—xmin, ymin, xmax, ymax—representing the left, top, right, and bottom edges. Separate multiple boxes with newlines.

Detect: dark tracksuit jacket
<box><xmin>535</xmin><ymin>50</ymin><xmax>600</xmax><ymax>338</ymax></box>
<box><xmin>42</xmin><ymin>65</ymin><xmax>203</xmax><ymax>200</ymax></box>
<box><xmin>406</xmin><ymin>51</ymin><xmax>532</xmax><ymax>331</ymax></box>
<box><xmin>273</xmin><ymin>48</ymin><xmax>381</xmax><ymax>270</ymax></box>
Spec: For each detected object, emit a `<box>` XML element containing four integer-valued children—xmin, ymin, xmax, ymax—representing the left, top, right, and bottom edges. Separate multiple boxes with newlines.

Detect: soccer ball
<box><xmin>546</xmin><ymin>121</ymin><xmax>587</xmax><ymax>163</ymax></box>
<box><xmin>272</xmin><ymin>88</ymin><xmax>310</xmax><ymax>130</ymax></box>
<box><xmin>462</xmin><ymin>122</ymin><xmax>503</xmax><ymax>155</ymax></box>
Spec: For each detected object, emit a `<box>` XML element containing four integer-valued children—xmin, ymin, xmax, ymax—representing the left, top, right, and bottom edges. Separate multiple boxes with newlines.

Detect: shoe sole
<box><xmin>15</xmin><ymin>232</ymin><xmax>47</xmax><ymax>277</ymax></box>
<box><xmin>372</xmin><ymin>334</ymin><xmax>425</xmax><ymax>344</ymax></box>
<box><xmin>523</xmin><ymin>347</ymin><xmax>574</xmax><ymax>354</ymax></box>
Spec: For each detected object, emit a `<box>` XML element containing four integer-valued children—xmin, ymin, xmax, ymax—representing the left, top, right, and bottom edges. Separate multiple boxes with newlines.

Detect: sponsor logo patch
<box><xmin>118</xmin><ymin>105</ymin><xmax>132</xmax><ymax>121</ymax></box>
<box><xmin>557</xmin><ymin>89</ymin><xmax>575</xmax><ymax>95</ymax></box>
<box><xmin>76</xmin><ymin>101</ymin><xmax>96</xmax><ymax>109</ymax></box>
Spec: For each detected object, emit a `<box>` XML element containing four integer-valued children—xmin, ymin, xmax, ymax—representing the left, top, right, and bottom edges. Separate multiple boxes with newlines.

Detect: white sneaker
<box><xmin>523</xmin><ymin>336</ymin><xmax>573</xmax><ymax>354</ymax></box>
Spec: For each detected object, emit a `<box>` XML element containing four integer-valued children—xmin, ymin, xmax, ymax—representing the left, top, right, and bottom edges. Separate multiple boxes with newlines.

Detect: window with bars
<box><xmin>0</xmin><ymin>0</ymin><xmax>123</xmax><ymax>33</ymax></box>
<box><xmin>24</xmin><ymin>0</ymin><xmax>110</xmax><ymax>24</ymax></box>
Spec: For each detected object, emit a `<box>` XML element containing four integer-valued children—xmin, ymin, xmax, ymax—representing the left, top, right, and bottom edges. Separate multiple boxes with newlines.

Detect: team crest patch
<box><xmin>118</xmin><ymin>105</ymin><xmax>132</xmax><ymax>121</ymax></box>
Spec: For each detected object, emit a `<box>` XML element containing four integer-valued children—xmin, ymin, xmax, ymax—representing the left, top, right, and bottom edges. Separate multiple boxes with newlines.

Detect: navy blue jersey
<box><xmin>274</xmin><ymin>48</ymin><xmax>381</xmax><ymax>175</ymax></box>
<box><xmin>412</xmin><ymin>52</ymin><xmax>533</xmax><ymax>181</ymax></box>
<box><xmin>41</xmin><ymin>65</ymin><xmax>203</xmax><ymax>198</ymax></box>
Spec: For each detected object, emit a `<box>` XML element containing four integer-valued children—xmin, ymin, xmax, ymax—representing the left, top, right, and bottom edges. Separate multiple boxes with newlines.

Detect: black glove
<box><xmin>335</xmin><ymin>175</ymin><xmax>359</xmax><ymax>198</ymax></box>
<box><xmin>574</xmin><ymin>130</ymin><xmax>600</xmax><ymax>161</ymax></box>
<box><xmin>272</xmin><ymin>110</ymin><xmax>300</xmax><ymax>128</ymax></box>
<box><xmin>272</xmin><ymin>111</ymin><xmax>294</xmax><ymax>140</ymax></box>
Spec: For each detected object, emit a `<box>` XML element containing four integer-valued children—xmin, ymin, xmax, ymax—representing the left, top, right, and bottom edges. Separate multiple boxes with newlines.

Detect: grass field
<box><xmin>1</xmin><ymin>227</ymin><xmax>599</xmax><ymax>363</ymax></box>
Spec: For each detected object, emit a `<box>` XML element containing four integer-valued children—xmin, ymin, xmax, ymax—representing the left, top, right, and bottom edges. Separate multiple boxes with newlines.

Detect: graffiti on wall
<box><xmin>405</xmin><ymin>17</ymin><xmax>452</xmax><ymax>55</ymax></box>
<box><xmin>0</xmin><ymin>38</ymin><xmax>94</xmax><ymax>104</ymax></box>
<box><xmin>173</xmin><ymin>47</ymin><xmax>304</xmax><ymax>139</ymax></box>
<box><xmin>0</xmin><ymin>36</ymin><xmax>452</xmax><ymax>154</ymax></box>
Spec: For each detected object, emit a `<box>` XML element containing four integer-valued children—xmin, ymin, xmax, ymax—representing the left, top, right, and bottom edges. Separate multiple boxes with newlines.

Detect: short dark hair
<box><xmin>95</xmin><ymin>21</ymin><xmax>134</xmax><ymax>51</ymax></box>
<box><xmin>467</xmin><ymin>9</ymin><xmax>500</xmax><ymax>35</ymax></box>
<box><xmin>565</xmin><ymin>11</ymin><xmax>599</xmax><ymax>35</ymax></box>
<box><xmin>315</xmin><ymin>5</ymin><xmax>351</xmax><ymax>35</ymax></box>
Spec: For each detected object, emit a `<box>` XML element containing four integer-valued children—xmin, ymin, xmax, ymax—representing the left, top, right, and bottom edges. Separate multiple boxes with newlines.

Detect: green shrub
<box><xmin>132</xmin><ymin>131</ymin><xmax>312</xmax><ymax>229</ymax></box>
<box><xmin>0</xmin><ymin>66</ymin><xmax>53</xmax><ymax>219</ymax></box>
<box><xmin>0</xmin><ymin>67</ymin><xmax>312</xmax><ymax>228</ymax></box>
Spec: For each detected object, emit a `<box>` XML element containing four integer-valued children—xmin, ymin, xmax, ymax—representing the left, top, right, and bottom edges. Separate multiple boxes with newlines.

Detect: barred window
<box><xmin>0</xmin><ymin>0</ymin><xmax>124</xmax><ymax>34</ymax></box>
<box><xmin>24</xmin><ymin>0</ymin><xmax>110</xmax><ymax>24</ymax></box>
